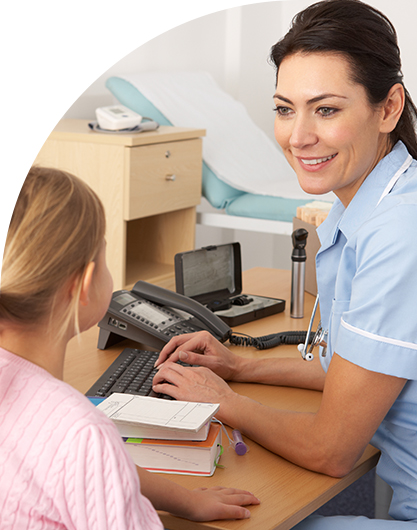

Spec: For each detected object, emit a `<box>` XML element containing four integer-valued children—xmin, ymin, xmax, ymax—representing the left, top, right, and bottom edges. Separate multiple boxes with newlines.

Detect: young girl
<box><xmin>0</xmin><ymin>166</ymin><xmax>259</xmax><ymax>529</ymax></box>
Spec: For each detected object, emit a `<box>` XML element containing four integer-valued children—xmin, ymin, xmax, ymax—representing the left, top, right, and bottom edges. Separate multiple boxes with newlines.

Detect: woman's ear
<box><xmin>78</xmin><ymin>262</ymin><xmax>96</xmax><ymax>307</ymax></box>
<box><xmin>380</xmin><ymin>83</ymin><xmax>405</xmax><ymax>134</ymax></box>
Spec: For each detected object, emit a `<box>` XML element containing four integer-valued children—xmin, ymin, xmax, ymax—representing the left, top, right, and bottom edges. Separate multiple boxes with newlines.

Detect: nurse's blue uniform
<box><xmin>295</xmin><ymin>142</ymin><xmax>417</xmax><ymax>528</ymax></box>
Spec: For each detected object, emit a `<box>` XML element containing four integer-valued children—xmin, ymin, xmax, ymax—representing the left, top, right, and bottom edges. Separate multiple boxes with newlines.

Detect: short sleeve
<box><xmin>335</xmin><ymin>202</ymin><xmax>417</xmax><ymax>379</ymax></box>
<box><xmin>51</xmin><ymin>420</ymin><xmax>163</xmax><ymax>530</ymax></box>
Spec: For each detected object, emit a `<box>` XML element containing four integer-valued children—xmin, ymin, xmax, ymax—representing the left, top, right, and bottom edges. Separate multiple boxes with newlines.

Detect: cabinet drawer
<box><xmin>125</xmin><ymin>138</ymin><xmax>202</xmax><ymax>220</ymax></box>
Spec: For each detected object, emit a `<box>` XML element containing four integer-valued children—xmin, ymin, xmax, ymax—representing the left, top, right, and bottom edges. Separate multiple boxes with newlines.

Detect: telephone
<box><xmin>97</xmin><ymin>280</ymin><xmax>232</xmax><ymax>350</ymax></box>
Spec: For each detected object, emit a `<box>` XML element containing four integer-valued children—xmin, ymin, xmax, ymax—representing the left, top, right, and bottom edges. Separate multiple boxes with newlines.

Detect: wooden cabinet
<box><xmin>35</xmin><ymin>119</ymin><xmax>205</xmax><ymax>290</ymax></box>
<box><xmin>125</xmin><ymin>138</ymin><xmax>203</xmax><ymax>219</ymax></box>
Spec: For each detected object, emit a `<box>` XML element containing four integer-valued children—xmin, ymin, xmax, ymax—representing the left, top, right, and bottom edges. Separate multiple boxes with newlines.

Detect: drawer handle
<box><xmin>165</xmin><ymin>174</ymin><xmax>176</xmax><ymax>181</ymax></box>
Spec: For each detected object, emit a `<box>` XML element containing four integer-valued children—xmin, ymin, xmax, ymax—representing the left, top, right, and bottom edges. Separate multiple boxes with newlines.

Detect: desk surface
<box><xmin>65</xmin><ymin>268</ymin><xmax>379</xmax><ymax>530</ymax></box>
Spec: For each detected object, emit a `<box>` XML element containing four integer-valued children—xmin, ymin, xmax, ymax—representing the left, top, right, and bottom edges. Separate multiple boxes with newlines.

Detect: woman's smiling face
<box><xmin>274</xmin><ymin>52</ymin><xmax>390</xmax><ymax>207</ymax></box>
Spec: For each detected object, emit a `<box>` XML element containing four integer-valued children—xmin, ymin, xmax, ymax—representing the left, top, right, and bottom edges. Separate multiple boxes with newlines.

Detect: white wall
<box><xmin>64</xmin><ymin>3</ymin><xmax>285</xmax><ymax>145</ymax></box>
<box><xmin>65</xmin><ymin>0</ymin><xmax>417</xmax><ymax>141</ymax></box>
<box><xmin>63</xmin><ymin>0</ymin><xmax>417</xmax><ymax>272</ymax></box>
<box><xmin>64</xmin><ymin>2</ymin><xmax>294</xmax><ymax>271</ymax></box>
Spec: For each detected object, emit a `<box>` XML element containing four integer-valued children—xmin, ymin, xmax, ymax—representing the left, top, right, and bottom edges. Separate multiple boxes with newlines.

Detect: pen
<box><xmin>232</xmin><ymin>429</ymin><xmax>248</xmax><ymax>455</ymax></box>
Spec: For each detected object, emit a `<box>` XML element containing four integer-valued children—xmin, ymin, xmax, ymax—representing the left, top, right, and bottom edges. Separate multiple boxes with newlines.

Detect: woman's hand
<box><xmin>154</xmin><ymin>331</ymin><xmax>242</xmax><ymax>381</ymax></box>
<box><xmin>153</xmin><ymin>361</ymin><xmax>237</xmax><ymax>415</ymax></box>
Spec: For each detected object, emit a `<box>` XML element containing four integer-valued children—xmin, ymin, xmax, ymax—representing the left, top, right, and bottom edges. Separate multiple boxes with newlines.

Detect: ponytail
<box><xmin>0</xmin><ymin>167</ymin><xmax>106</xmax><ymax>337</ymax></box>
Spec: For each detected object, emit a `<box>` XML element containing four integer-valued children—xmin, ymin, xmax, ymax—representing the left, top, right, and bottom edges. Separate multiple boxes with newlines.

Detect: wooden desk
<box><xmin>65</xmin><ymin>268</ymin><xmax>379</xmax><ymax>530</ymax></box>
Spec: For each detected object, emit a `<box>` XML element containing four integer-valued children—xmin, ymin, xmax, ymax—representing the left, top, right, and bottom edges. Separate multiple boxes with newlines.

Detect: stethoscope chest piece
<box><xmin>299</xmin><ymin>294</ymin><xmax>328</xmax><ymax>361</ymax></box>
<box><xmin>313</xmin><ymin>325</ymin><xmax>328</xmax><ymax>357</ymax></box>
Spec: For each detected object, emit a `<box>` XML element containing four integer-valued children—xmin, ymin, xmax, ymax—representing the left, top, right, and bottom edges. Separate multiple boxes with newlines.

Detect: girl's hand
<box><xmin>136</xmin><ymin>458</ymin><xmax>260</xmax><ymax>522</ymax></box>
<box><xmin>183</xmin><ymin>486</ymin><xmax>260</xmax><ymax>521</ymax></box>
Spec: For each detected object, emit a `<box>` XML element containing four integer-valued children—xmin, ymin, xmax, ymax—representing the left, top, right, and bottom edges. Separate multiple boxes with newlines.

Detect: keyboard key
<box><xmin>86</xmin><ymin>348</ymin><xmax>187</xmax><ymax>400</ymax></box>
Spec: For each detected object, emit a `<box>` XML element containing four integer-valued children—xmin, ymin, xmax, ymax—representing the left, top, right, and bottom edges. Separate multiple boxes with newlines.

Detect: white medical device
<box><xmin>95</xmin><ymin>105</ymin><xmax>143</xmax><ymax>131</ymax></box>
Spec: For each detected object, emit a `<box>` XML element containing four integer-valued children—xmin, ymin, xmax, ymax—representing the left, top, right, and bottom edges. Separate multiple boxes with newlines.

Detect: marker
<box><xmin>232</xmin><ymin>429</ymin><xmax>248</xmax><ymax>455</ymax></box>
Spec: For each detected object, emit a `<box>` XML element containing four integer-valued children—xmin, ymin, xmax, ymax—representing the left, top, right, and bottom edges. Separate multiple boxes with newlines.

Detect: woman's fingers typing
<box><xmin>153</xmin><ymin>362</ymin><xmax>234</xmax><ymax>405</ymax></box>
<box><xmin>155</xmin><ymin>331</ymin><xmax>213</xmax><ymax>367</ymax></box>
<box><xmin>155</xmin><ymin>330</ymin><xmax>241</xmax><ymax>380</ymax></box>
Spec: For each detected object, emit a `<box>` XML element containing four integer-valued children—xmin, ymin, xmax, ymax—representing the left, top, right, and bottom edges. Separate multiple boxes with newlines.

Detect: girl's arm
<box><xmin>136</xmin><ymin>466</ymin><xmax>260</xmax><ymax>521</ymax></box>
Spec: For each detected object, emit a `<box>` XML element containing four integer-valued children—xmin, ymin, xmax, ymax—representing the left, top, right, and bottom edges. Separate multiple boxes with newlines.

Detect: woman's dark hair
<box><xmin>270</xmin><ymin>0</ymin><xmax>417</xmax><ymax>159</ymax></box>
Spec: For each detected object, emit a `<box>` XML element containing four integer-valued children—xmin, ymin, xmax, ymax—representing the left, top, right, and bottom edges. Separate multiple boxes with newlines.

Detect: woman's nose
<box><xmin>289</xmin><ymin>115</ymin><xmax>318</xmax><ymax>149</ymax></box>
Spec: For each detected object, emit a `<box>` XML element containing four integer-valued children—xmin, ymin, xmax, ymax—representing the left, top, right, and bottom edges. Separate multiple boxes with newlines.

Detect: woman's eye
<box><xmin>318</xmin><ymin>107</ymin><xmax>338</xmax><ymax>117</ymax></box>
<box><xmin>273</xmin><ymin>106</ymin><xmax>293</xmax><ymax>116</ymax></box>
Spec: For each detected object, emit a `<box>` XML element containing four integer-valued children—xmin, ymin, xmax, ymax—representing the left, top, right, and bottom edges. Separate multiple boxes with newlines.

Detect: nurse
<box><xmin>153</xmin><ymin>0</ymin><xmax>417</xmax><ymax>527</ymax></box>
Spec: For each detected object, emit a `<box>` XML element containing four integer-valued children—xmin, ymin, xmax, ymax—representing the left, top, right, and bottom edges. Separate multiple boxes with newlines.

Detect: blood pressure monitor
<box><xmin>95</xmin><ymin>105</ymin><xmax>143</xmax><ymax>131</ymax></box>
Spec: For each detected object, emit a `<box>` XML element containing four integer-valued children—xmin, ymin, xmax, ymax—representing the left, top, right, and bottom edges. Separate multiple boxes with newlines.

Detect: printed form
<box><xmin>98</xmin><ymin>393</ymin><xmax>219</xmax><ymax>432</ymax></box>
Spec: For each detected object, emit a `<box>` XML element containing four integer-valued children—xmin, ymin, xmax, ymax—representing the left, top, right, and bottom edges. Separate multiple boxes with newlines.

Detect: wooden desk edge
<box><xmin>282</xmin><ymin>448</ymin><xmax>380</xmax><ymax>530</ymax></box>
<box><xmin>157</xmin><ymin>448</ymin><xmax>380</xmax><ymax>530</ymax></box>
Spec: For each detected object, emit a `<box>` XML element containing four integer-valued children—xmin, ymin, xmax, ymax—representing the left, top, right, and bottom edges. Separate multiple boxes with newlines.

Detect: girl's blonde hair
<box><xmin>0</xmin><ymin>167</ymin><xmax>106</xmax><ymax>338</ymax></box>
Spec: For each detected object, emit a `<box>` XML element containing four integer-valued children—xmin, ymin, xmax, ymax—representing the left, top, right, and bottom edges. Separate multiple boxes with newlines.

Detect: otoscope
<box><xmin>290</xmin><ymin>228</ymin><xmax>308</xmax><ymax>318</ymax></box>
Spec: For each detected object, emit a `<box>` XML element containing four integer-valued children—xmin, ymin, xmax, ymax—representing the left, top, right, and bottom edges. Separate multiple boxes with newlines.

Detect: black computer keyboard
<box><xmin>86</xmin><ymin>348</ymin><xmax>189</xmax><ymax>399</ymax></box>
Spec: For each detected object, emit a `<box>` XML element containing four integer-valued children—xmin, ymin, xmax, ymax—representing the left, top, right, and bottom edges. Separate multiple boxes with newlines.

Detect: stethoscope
<box><xmin>298</xmin><ymin>294</ymin><xmax>327</xmax><ymax>361</ymax></box>
<box><xmin>298</xmin><ymin>153</ymin><xmax>413</xmax><ymax>362</ymax></box>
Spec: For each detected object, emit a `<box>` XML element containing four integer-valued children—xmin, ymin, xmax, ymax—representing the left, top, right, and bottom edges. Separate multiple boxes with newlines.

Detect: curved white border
<box><xmin>0</xmin><ymin>0</ymin><xmax>273</xmax><ymax>280</ymax></box>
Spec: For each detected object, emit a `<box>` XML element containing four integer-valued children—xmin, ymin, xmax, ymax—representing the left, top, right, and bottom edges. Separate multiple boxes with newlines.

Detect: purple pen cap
<box><xmin>232</xmin><ymin>429</ymin><xmax>248</xmax><ymax>455</ymax></box>
<box><xmin>235</xmin><ymin>441</ymin><xmax>247</xmax><ymax>455</ymax></box>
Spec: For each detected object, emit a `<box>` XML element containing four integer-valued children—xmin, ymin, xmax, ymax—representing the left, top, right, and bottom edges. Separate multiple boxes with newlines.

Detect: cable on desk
<box><xmin>229</xmin><ymin>330</ymin><xmax>316</xmax><ymax>350</ymax></box>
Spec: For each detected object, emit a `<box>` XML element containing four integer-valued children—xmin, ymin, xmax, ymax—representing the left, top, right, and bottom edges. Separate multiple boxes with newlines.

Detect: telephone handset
<box><xmin>97</xmin><ymin>280</ymin><xmax>232</xmax><ymax>350</ymax></box>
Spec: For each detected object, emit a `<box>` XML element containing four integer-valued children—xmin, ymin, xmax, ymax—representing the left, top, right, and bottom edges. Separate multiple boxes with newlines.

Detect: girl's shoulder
<box><xmin>0</xmin><ymin>348</ymin><xmax>114</xmax><ymax>445</ymax></box>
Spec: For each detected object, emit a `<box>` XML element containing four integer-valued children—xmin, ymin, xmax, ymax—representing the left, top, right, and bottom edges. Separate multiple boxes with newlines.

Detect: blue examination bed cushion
<box><xmin>106</xmin><ymin>72</ymin><xmax>333</xmax><ymax>221</ymax></box>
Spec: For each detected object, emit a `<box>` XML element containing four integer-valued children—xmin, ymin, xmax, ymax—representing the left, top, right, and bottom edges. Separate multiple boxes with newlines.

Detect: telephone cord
<box><xmin>229</xmin><ymin>330</ymin><xmax>315</xmax><ymax>350</ymax></box>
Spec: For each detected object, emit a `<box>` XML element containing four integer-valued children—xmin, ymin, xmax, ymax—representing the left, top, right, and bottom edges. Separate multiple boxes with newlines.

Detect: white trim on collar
<box><xmin>376</xmin><ymin>154</ymin><xmax>413</xmax><ymax>207</ymax></box>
